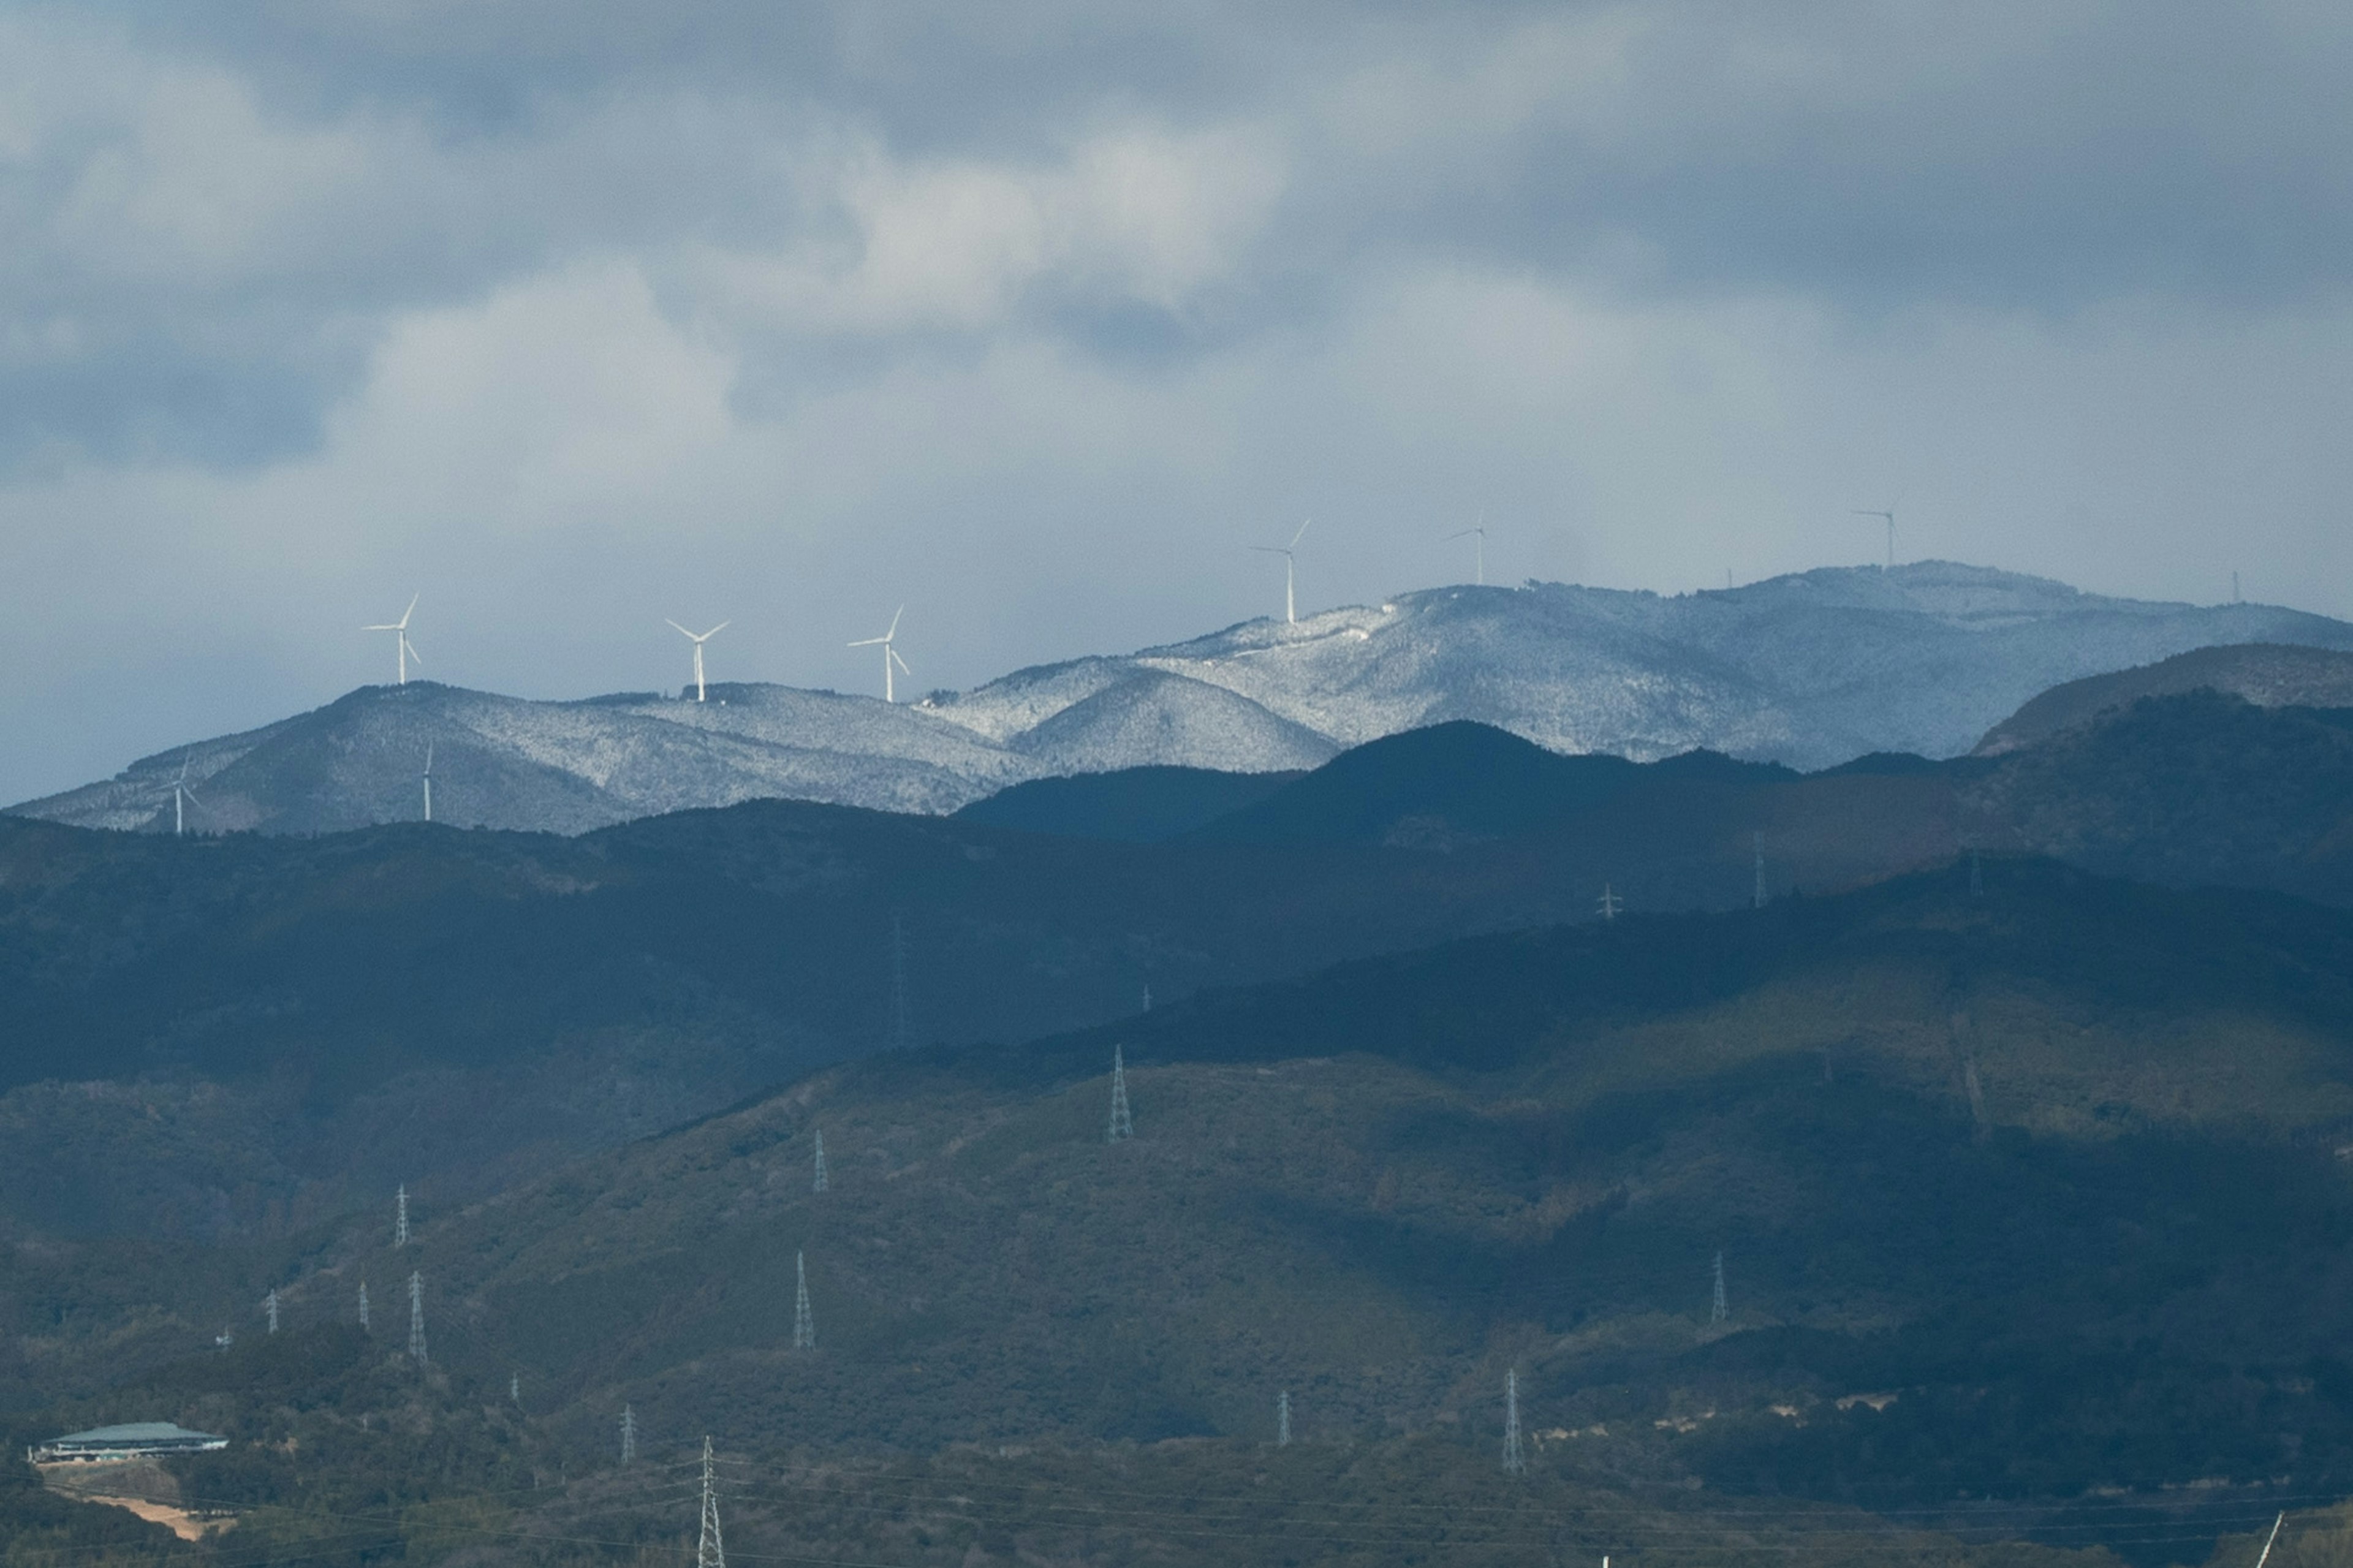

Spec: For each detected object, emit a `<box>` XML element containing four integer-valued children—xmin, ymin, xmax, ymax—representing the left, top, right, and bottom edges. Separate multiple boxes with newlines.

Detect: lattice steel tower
<box><xmin>358</xmin><ymin>1280</ymin><xmax>369</xmax><ymax>1331</ymax></box>
<box><xmin>263</xmin><ymin>1288</ymin><xmax>279</xmax><ymax>1335</ymax></box>
<box><xmin>793</xmin><ymin>1251</ymin><xmax>815</xmax><ymax>1350</ymax></box>
<box><xmin>407</xmin><ymin>1270</ymin><xmax>427</xmax><ymax>1365</ymax></box>
<box><xmin>813</xmin><ymin>1129</ymin><xmax>828</xmax><ymax>1194</ymax></box>
<box><xmin>1277</xmin><ymin>1390</ymin><xmax>1291</xmax><ymax>1447</ymax></box>
<box><xmin>1107</xmin><ymin>1045</ymin><xmax>1134</xmax><ymax>1143</ymax></box>
<box><xmin>696</xmin><ymin>1434</ymin><xmax>727</xmax><ymax>1568</ymax></box>
<box><xmin>1503</xmin><ymin>1369</ymin><xmax>1525</xmax><ymax>1474</ymax></box>
<box><xmin>395</xmin><ymin>1184</ymin><xmax>409</xmax><ymax>1248</ymax></box>
<box><xmin>1711</xmin><ymin>1251</ymin><xmax>1727</xmax><ymax>1324</ymax></box>
<box><xmin>620</xmin><ymin>1405</ymin><xmax>636</xmax><ymax>1464</ymax></box>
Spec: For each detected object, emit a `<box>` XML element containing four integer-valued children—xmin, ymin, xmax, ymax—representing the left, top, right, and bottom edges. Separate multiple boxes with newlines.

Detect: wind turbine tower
<box><xmin>848</xmin><ymin>607</ymin><xmax>911</xmax><ymax>703</ymax></box>
<box><xmin>421</xmin><ymin>743</ymin><xmax>434</xmax><ymax>824</ymax></box>
<box><xmin>1753</xmin><ymin>832</ymin><xmax>1767</xmax><ymax>911</ymax></box>
<box><xmin>1853</xmin><ymin>508</ymin><xmax>1896</xmax><ymax>568</ymax></box>
<box><xmin>1447</xmin><ymin>520</ymin><xmax>1488</xmax><ymax>586</ymax></box>
<box><xmin>1252</xmin><ymin>520</ymin><xmax>1311</xmax><ymax>624</ymax></box>
<box><xmin>164</xmin><ymin>757</ymin><xmax>207</xmax><ymax>838</ymax></box>
<box><xmin>666</xmin><ymin>620</ymin><xmax>730</xmax><ymax>703</ymax></box>
<box><xmin>364</xmin><ymin>596</ymin><xmax>423</xmax><ymax>685</ymax></box>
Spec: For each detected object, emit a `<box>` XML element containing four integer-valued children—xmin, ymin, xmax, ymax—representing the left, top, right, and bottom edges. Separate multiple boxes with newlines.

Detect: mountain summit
<box><xmin>15</xmin><ymin>562</ymin><xmax>2350</xmax><ymax>836</ymax></box>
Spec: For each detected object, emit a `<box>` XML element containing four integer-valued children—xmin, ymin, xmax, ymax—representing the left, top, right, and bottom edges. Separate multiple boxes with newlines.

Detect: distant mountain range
<box><xmin>15</xmin><ymin>561</ymin><xmax>2353</xmax><ymax>836</ymax></box>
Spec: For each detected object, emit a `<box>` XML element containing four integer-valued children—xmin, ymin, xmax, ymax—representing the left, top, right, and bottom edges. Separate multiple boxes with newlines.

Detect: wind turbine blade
<box><xmin>1249</xmin><ymin>545</ymin><xmax>1287</xmax><ymax>556</ymax></box>
<box><xmin>1446</xmin><ymin>529</ymin><xmax>1477</xmax><ymax>540</ymax></box>
<box><xmin>666</xmin><ymin>619</ymin><xmax>695</xmax><ymax>638</ymax></box>
<box><xmin>699</xmin><ymin>621</ymin><xmax>729</xmax><ymax>640</ymax></box>
<box><xmin>398</xmin><ymin>594</ymin><xmax>419</xmax><ymax>629</ymax></box>
<box><xmin>847</xmin><ymin>635</ymin><xmax>886</xmax><ymax>647</ymax></box>
<box><xmin>886</xmin><ymin>605</ymin><xmax>904</xmax><ymax>639</ymax></box>
<box><xmin>1290</xmin><ymin>518</ymin><xmax>1311</xmax><ymax>549</ymax></box>
<box><xmin>403</xmin><ymin>636</ymin><xmax>422</xmax><ymax>667</ymax></box>
<box><xmin>890</xmin><ymin>647</ymin><xmax>912</xmax><ymax>676</ymax></box>
<box><xmin>363</xmin><ymin>623</ymin><xmax>399</xmax><ymax>632</ymax></box>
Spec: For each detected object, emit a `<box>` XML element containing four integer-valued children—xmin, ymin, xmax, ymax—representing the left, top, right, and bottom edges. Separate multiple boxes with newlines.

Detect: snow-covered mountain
<box><xmin>17</xmin><ymin>561</ymin><xmax>2353</xmax><ymax>836</ymax></box>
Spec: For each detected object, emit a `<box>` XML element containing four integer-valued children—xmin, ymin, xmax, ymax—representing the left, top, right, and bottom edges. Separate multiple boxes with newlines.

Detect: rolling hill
<box><xmin>15</xmin><ymin>562</ymin><xmax>2351</xmax><ymax>836</ymax></box>
<box><xmin>18</xmin><ymin>859</ymin><xmax>2353</xmax><ymax>1566</ymax></box>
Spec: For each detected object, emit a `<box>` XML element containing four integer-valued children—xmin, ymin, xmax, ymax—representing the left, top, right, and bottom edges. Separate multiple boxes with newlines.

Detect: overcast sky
<box><xmin>3</xmin><ymin>1</ymin><xmax>2350</xmax><ymax>802</ymax></box>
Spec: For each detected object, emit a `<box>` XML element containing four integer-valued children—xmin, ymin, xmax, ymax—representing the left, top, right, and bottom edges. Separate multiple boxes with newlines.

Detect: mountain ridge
<box><xmin>15</xmin><ymin>562</ymin><xmax>2351</xmax><ymax>837</ymax></box>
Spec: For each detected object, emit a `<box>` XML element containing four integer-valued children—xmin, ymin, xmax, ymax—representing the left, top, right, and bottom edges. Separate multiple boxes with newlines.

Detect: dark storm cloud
<box><xmin>11</xmin><ymin>2</ymin><xmax>2349</xmax><ymax>462</ymax></box>
<box><xmin>2</xmin><ymin>1</ymin><xmax>2349</xmax><ymax>807</ymax></box>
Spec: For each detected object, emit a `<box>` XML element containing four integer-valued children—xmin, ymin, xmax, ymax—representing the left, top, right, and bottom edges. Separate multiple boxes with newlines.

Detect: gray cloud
<box><xmin>1</xmin><ymin>1</ymin><xmax>2348</xmax><ymax>802</ymax></box>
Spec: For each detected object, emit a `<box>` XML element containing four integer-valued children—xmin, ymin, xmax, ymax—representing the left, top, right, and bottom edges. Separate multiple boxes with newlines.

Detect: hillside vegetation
<box><xmin>16</xmin><ymin>860</ymin><xmax>2353</xmax><ymax>1564</ymax></box>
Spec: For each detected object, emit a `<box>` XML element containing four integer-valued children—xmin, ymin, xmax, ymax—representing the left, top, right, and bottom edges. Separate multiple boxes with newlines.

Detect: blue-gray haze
<box><xmin>1</xmin><ymin>1</ymin><xmax>2347</xmax><ymax>804</ymax></box>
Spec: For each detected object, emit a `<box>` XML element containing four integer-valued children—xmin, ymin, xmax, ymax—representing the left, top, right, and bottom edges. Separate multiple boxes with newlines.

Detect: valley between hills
<box><xmin>11</xmin><ymin>641</ymin><xmax>2353</xmax><ymax>1566</ymax></box>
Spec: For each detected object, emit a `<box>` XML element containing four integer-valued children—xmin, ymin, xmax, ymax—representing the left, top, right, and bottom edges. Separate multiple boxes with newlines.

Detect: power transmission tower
<box><xmin>358</xmin><ymin>1280</ymin><xmax>370</xmax><ymax>1331</ymax></box>
<box><xmin>620</xmin><ymin>1405</ymin><xmax>637</xmax><ymax>1464</ymax></box>
<box><xmin>1711</xmin><ymin>1252</ymin><xmax>1727</xmax><ymax>1324</ymax></box>
<box><xmin>1753</xmin><ymin>833</ymin><xmax>1767</xmax><ymax>910</ymax></box>
<box><xmin>1277</xmin><ymin>1390</ymin><xmax>1291</xmax><ymax>1447</ymax></box>
<box><xmin>813</xmin><ymin>1130</ymin><xmax>828</xmax><ymax>1194</ymax></box>
<box><xmin>407</xmin><ymin>1270</ymin><xmax>427</xmax><ymax>1366</ymax></box>
<box><xmin>215</xmin><ymin>1327</ymin><xmax>232</xmax><ymax>1352</ymax></box>
<box><xmin>1107</xmin><ymin>1045</ymin><xmax>1134</xmax><ymax>1143</ymax></box>
<box><xmin>510</xmin><ymin>1372</ymin><xmax>520</xmax><ymax>1404</ymax></box>
<box><xmin>793</xmin><ymin>1251</ymin><xmax>815</xmax><ymax>1350</ymax></box>
<box><xmin>695</xmin><ymin>1434</ymin><xmax>727</xmax><ymax>1568</ymax></box>
<box><xmin>1597</xmin><ymin>884</ymin><xmax>1621</xmax><ymax>923</ymax></box>
<box><xmin>1502</xmin><ymin>1369</ymin><xmax>1525</xmax><ymax>1474</ymax></box>
<box><xmin>396</xmin><ymin>1184</ymin><xmax>409</xmax><ymax>1248</ymax></box>
<box><xmin>263</xmin><ymin>1289</ymin><xmax>279</xmax><ymax>1335</ymax></box>
<box><xmin>887</xmin><ymin>912</ymin><xmax>911</xmax><ymax>1051</ymax></box>
<box><xmin>1142</xmin><ymin>983</ymin><xmax>1152</xmax><ymax>1013</ymax></box>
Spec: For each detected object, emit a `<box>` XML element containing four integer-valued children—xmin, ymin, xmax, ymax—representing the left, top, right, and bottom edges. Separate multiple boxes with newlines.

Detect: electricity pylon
<box><xmin>1503</xmin><ymin>1369</ymin><xmax>1525</xmax><ymax>1474</ymax></box>
<box><xmin>793</xmin><ymin>1251</ymin><xmax>815</xmax><ymax>1350</ymax></box>
<box><xmin>696</xmin><ymin>1434</ymin><xmax>727</xmax><ymax>1568</ymax></box>
<box><xmin>1278</xmin><ymin>1390</ymin><xmax>1291</xmax><ymax>1447</ymax></box>
<box><xmin>620</xmin><ymin>1405</ymin><xmax>636</xmax><ymax>1464</ymax></box>
<box><xmin>1711</xmin><ymin>1251</ymin><xmax>1727</xmax><ymax>1324</ymax></box>
<box><xmin>396</xmin><ymin>1184</ymin><xmax>409</xmax><ymax>1247</ymax></box>
<box><xmin>263</xmin><ymin>1289</ymin><xmax>278</xmax><ymax>1335</ymax></box>
<box><xmin>813</xmin><ymin>1129</ymin><xmax>828</xmax><ymax>1194</ymax></box>
<box><xmin>1108</xmin><ymin>1045</ymin><xmax>1134</xmax><ymax>1143</ymax></box>
<box><xmin>407</xmin><ymin>1270</ymin><xmax>427</xmax><ymax>1366</ymax></box>
<box><xmin>1597</xmin><ymin>884</ymin><xmax>1621</xmax><ymax>922</ymax></box>
<box><xmin>358</xmin><ymin>1280</ymin><xmax>369</xmax><ymax>1331</ymax></box>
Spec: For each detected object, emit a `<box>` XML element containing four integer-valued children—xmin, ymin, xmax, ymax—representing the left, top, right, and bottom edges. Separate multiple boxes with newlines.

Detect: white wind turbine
<box><xmin>364</xmin><ymin>595</ymin><xmax>423</xmax><ymax>685</ymax></box>
<box><xmin>666</xmin><ymin>619</ymin><xmax>729</xmax><ymax>702</ymax></box>
<box><xmin>160</xmin><ymin>756</ymin><xmax>207</xmax><ymax>838</ymax></box>
<box><xmin>849</xmin><ymin>607</ymin><xmax>911</xmax><ymax>703</ymax></box>
<box><xmin>1852</xmin><ymin>493</ymin><xmax>1903</xmax><ymax>567</ymax></box>
<box><xmin>1252</xmin><ymin>520</ymin><xmax>1312</xmax><ymax>624</ymax></box>
<box><xmin>1447</xmin><ymin>517</ymin><xmax>1488</xmax><ymax>586</ymax></box>
<box><xmin>421</xmin><ymin>743</ymin><xmax>434</xmax><ymax>823</ymax></box>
